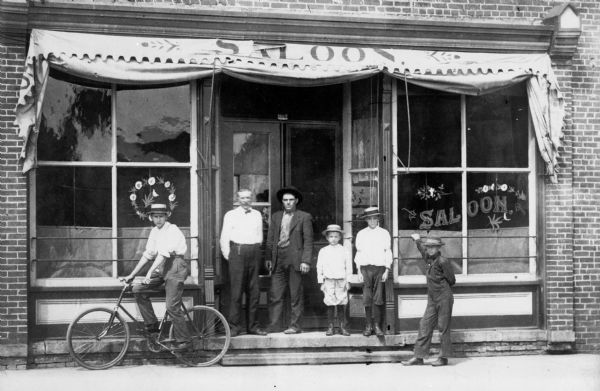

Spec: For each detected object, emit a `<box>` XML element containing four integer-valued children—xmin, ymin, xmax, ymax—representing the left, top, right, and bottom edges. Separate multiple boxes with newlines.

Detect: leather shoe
<box><xmin>362</xmin><ymin>324</ymin><xmax>373</xmax><ymax>337</ymax></box>
<box><xmin>430</xmin><ymin>357</ymin><xmax>448</xmax><ymax>367</ymax></box>
<box><xmin>170</xmin><ymin>341</ymin><xmax>191</xmax><ymax>351</ymax></box>
<box><xmin>401</xmin><ymin>357</ymin><xmax>424</xmax><ymax>366</ymax></box>
<box><xmin>248</xmin><ymin>328</ymin><xmax>267</xmax><ymax>336</ymax></box>
<box><xmin>325</xmin><ymin>324</ymin><xmax>334</xmax><ymax>336</ymax></box>
<box><xmin>283</xmin><ymin>327</ymin><xmax>301</xmax><ymax>334</ymax></box>
<box><xmin>339</xmin><ymin>326</ymin><xmax>351</xmax><ymax>336</ymax></box>
<box><xmin>374</xmin><ymin>324</ymin><xmax>384</xmax><ymax>337</ymax></box>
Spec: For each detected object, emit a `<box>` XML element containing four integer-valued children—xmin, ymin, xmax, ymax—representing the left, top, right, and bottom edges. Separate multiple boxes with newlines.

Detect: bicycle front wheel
<box><xmin>66</xmin><ymin>307</ymin><xmax>130</xmax><ymax>370</ymax></box>
<box><xmin>173</xmin><ymin>305</ymin><xmax>231</xmax><ymax>367</ymax></box>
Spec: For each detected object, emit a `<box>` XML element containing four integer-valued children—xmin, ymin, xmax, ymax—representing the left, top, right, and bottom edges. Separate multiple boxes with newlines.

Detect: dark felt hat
<box><xmin>276</xmin><ymin>186</ymin><xmax>303</xmax><ymax>204</ymax></box>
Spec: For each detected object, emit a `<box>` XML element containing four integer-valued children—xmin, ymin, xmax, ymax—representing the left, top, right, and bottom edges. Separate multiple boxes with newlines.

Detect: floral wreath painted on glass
<box><xmin>129</xmin><ymin>176</ymin><xmax>177</xmax><ymax>220</ymax></box>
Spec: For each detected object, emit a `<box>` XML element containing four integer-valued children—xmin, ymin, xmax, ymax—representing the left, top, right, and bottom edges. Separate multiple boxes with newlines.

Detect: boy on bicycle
<box><xmin>124</xmin><ymin>203</ymin><xmax>191</xmax><ymax>351</ymax></box>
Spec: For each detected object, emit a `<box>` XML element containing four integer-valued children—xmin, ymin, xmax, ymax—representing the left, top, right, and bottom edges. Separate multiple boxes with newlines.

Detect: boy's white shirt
<box><xmin>143</xmin><ymin>221</ymin><xmax>187</xmax><ymax>261</ymax></box>
<box><xmin>316</xmin><ymin>243</ymin><xmax>352</xmax><ymax>283</ymax></box>
<box><xmin>354</xmin><ymin>225</ymin><xmax>393</xmax><ymax>268</ymax></box>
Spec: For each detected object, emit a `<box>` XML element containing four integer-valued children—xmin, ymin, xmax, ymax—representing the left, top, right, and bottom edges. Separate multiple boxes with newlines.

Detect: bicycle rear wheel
<box><xmin>66</xmin><ymin>307</ymin><xmax>130</xmax><ymax>370</ymax></box>
<box><xmin>173</xmin><ymin>305</ymin><xmax>231</xmax><ymax>366</ymax></box>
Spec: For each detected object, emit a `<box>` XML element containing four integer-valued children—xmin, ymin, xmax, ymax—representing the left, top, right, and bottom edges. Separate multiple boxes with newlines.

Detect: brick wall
<box><xmin>0</xmin><ymin>41</ymin><xmax>29</xmax><ymax>355</ymax></box>
<box><xmin>569</xmin><ymin>2</ymin><xmax>600</xmax><ymax>352</ymax></box>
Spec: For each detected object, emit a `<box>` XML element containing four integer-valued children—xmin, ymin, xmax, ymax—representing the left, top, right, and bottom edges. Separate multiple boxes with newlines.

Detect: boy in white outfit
<box><xmin>317</xmin><ymin>224</ymin><xmax>352</xmax><ymax>336</ymax></box>
<box><xmin>354</xmin><ymin>207</ymin><xmax>392</xmax><ymax>337</ymax></box>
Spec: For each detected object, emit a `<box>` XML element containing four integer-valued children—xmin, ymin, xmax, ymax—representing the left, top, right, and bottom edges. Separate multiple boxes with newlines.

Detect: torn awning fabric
<box><xmin>15</xmin><ymin>29</ymin><xmax>564</xmax><ymax>181</ymax></box>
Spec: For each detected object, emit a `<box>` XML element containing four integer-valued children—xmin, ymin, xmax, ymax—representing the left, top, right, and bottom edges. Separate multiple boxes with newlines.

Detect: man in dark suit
<box><xmin>265</xmin><ymin>186</ymin><xmax>314</xmax><ymax>334</ymax></box>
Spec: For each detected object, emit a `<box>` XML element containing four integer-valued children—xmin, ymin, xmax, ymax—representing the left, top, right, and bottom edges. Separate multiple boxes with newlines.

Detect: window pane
<box><xmin>467</xmin><ymin>173</ymin><xmax>529</xmax><ymax>273</ymax></box>
<box><xmin>117</xmin><ymin>85</ymin><xmax>190</xmax><ymax>162</ymax></box>
<box><xmin>351</xmin><ymin>77</ymin><xmax>380</xmax><ymax>169</ymax></box>
<box><xmin>117</xmin><ymin>168</ymin><xmax>191</xmax><ymax>275</ymax></box>
<box><xmin>233</xmin><ymin>133</ymin><xmax>269</xmax><ymax>199</ymax></box>
<box><xmin>397</xmin><ymin>84</ymin><xmax>461</xmax><ymax>167</ymax></box>
<box><xmin>36</xmin><ymin>167</ymin><xmax>112</xmax><ymax>278</ymax></box>
<box><xmin>38</xmin><ymin>77</ymin><xmax>111</xmax><ymax>162</ymax></box>
<box><xmin>466</xmin><ymin>84</ymin><xmax>528</xmax><ymax>168</ymax></box>
<box><xmin>397</xmin><ymin>173</ymin><xmax>462</xmax><ymax>275</ymax></box>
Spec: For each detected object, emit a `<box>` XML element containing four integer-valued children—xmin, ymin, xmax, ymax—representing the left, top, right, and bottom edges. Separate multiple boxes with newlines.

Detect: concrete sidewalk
<box><xmin>1</xmin><ymin>354</ymin><xmax>599</xmax><ymax>391</ymax></box>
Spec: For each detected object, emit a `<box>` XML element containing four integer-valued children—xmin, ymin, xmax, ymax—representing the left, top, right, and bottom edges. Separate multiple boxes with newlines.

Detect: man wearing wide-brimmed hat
<box><xmin>402</xmin><ymin>233</ymin><xmax>456</xmax><ymax>367</ymax></box>
<box><xmin>265</xmin><ymin>186</ymin><xmax>313</xmax><ymax>334</ymax></box>
<box><xmin>354</xmin><ymin>206</ymin><xmax>393</xmax><ymax>337</ymax></box>
<box><xmin>124</xmin><ymin>202</ymin><xmax>191</xmax><ymax>351</ymax></box>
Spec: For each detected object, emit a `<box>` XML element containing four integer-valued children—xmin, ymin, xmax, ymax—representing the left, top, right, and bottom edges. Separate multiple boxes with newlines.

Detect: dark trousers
<box><xmin>269</xmin><ymin>248</ymin><xmax>304</xmax><ymax>330</ymax></box>
<box><xmin>360</xmin><ymin>265</ymin><xmax>386</xmax><ymax>306</ymax></box>
<box><xmin>414</xmin><ymin>289</ymin><xmax>454</xmax><ymax>358</ymax></box>
<box><xmin>228</xmin><ymin>242</ymin><xmax>261</xmax><ymax>333</ymax></box>
<box><xmin>132</xmin><ymin>256</ymin><xmax>191</xmax><ymax>342</ymax></box>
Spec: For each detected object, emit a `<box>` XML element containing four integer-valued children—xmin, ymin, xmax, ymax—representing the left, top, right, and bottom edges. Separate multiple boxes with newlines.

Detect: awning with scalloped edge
<box><xmin>15</xmin><ymin>29</ymin><xmax>564</xmax><ymax>181</ymax></box>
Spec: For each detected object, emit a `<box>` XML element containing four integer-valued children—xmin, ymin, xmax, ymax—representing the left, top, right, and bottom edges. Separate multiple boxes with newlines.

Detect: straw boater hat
<box><xmin>276</xmin><ymin>186</ymin><xmax>303</xmax><ymax>204</ymax></box>
<box><xmin>361</xmin><ymin>206</ymin><xmax>383</xmax><ymax>219</ymax></box>
<box><xmin>322</xmin><ymin>224</ymin><xmax>344</xmax><ymax>238</ymax></box>
<box><xmin>420</xmin><ymin>237</ymin><xmax>445</xmax><ymax>247</ymax></box>
<box><xmin>148</xmin><ymin>203</ymin><xmax>170</xmax><ymax>215</ymax></box>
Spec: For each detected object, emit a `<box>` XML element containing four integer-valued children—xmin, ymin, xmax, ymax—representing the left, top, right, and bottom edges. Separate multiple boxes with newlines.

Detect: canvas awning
<box><xmin>16</xmin><ymin>29</ymin><xmax>564</xmax><ymax>181</ymax></box>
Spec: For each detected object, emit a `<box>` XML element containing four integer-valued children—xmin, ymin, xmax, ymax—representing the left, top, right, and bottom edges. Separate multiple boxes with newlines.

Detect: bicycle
<box><xmin>66</xmin><ymin>281</ymin><xmax>231</xmax><ymax>370</ymax></box>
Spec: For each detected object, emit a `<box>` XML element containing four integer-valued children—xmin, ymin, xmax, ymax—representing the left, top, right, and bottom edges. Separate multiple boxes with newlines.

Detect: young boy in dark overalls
<box><xmin>402</xmin><ymin>234</ymin><xmax>455</xmax><ymax>367</ymax></box>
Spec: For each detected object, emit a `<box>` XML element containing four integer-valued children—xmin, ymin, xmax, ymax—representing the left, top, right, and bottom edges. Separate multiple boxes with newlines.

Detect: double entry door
<box><xmin>221</xmin><ymin>119</ymin><xmax>341</xmax><ymax>330</ymax></box>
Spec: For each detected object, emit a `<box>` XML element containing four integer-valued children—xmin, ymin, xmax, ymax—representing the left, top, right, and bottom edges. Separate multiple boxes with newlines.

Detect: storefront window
<box><xmin>33</xmin><ymin>77</ymin><xmax>193</xmax><ymax>285</ymax></box>
<box><xmin>395</xmin><ymin>82</ymin><xmax>533</xmax><ymax>280</ymax></box>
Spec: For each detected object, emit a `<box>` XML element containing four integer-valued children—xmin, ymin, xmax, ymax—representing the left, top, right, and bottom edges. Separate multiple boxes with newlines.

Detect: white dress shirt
<box><xmin>143</xmin><ymin>221</ymin><xmax>187</xmax><ymax>260</ymax></box>
<box><xmin>354</xmin><ymin>226</ymin><xmax>393</xmax><ymax>268</ymax></box>
<box><xmin>316</xmin><ymin>244</ymin><xmax>352</xmax><ymax>283</ymax></box>
<box><xmin>220</xmin><ymin>206</ymin><xmax>263</xmax><ymax>260</ymax></box>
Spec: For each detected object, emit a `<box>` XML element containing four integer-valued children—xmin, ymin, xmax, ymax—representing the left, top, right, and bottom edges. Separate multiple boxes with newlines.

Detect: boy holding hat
<box><xmin>124</xmin><ymin>203</ymin><xmax>191</xmax><ymax>351</ymax></box>
<box><xmin>316</xmin><ymin>224</ymin><xmax>352</xmax><ymax>336</ymax></box>
<box><xmin>402</xmin><ymin>233</ymin><xmax>455</xmax><ymax>367</ymax></box>
<box><xmin>354</xmin><ymin>206</ymin><xmax>393</xmax><ymax>337</ymax></box>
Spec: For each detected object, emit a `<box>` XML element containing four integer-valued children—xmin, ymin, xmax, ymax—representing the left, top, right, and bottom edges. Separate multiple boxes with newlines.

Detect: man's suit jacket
<box><xmin>266</xmin><ymin>209</ymin><xmax>314</xmax><ymax>270</ymax></box>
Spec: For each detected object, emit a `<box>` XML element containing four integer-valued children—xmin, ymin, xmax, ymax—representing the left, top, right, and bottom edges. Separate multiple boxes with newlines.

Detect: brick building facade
<box><xmin>0</xmin><ymin>0</ymin><xmax>598</xmax><ymax>368</ymax></box>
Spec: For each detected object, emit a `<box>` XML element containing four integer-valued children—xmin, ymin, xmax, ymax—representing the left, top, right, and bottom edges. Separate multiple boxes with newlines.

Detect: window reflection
<box><xmin>117</xmin><ymin>85</ymin><xmax>190</xmax><ymax>162</ymax></box>
<box><xmin>38</xmin><ymin>77</ymin><xmax>111</xmax><ymax>162</ymax></box>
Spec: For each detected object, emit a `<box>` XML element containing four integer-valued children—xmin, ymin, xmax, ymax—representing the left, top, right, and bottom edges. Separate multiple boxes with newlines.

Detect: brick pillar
<box><xmin>0</xmin><ymin>40</ymin><xmax>29</xmax><ymax>367</ymax></box>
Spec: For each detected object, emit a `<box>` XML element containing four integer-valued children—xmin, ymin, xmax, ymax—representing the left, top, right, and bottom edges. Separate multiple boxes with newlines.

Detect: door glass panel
<box><xmin>233</xmin><ymin>133</ymin><xmax>270</xmax><ymax>200</ymax></box>
<box><xmin>288</xmin><ymin>126</ymin><xmax>337</xmax><ymax>241</ymax></box>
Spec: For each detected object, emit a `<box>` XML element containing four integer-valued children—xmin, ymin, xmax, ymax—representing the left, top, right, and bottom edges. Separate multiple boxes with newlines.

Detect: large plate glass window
<box><xmin>32</xmin><ymin>75</ymin><xmax>194</xmax><ymax>286</ymax></box>
<box><xmin>395</xmin><ymin>82</ymin><xmax>534</xmax><ymax>281</ymax></box>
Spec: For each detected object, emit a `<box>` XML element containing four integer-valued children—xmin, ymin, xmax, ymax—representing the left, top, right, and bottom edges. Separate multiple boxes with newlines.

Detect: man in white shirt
<box><xmin>124</xmin><ymin>203</ymin><xmax>190</xmax><ymax>351</ymax></box>
<box><xmin>354</xmin><ymin>206</ymin><xmax>393</xmax><ymax>337</ymax></box>
<box><xmin>220</xmin><ymin>189</ymin><xmax>267</xmax><ymax>336</ymax></box>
